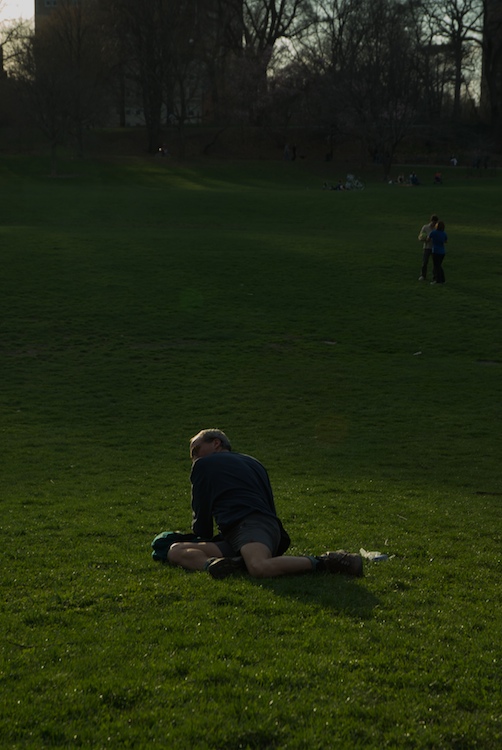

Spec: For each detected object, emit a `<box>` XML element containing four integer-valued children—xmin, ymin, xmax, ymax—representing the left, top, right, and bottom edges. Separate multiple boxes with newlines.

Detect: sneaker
<box><xmin>317</xmin><ymin>550</ymin><xmax>363</xmax><ymax>577</ymax></box>
<box><xmin>418</xmin><ymin>276</ymin><xmax>425</xmax><ymax>281</ymax></box>
<box><xmin>430</xmin><ymin>281</ymin><xmax>437</xmax><ymax>285</ymax></box>
<box><xmin>206</xmin><ymin>556</ymin><xmax>246</xmax><ymax>580</ymax></box>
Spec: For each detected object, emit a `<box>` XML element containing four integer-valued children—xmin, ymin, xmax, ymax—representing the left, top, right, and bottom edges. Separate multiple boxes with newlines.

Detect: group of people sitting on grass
<box><xmin>323</xmin><ymin>173</ymin><xmax>364</xmax><ymax>191</ymax></box>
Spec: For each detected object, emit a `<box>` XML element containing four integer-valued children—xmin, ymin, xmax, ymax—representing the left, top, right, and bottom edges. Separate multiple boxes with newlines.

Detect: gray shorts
<box><xmin>223</xmin><ymin>513</ymin><xmax>281</xmax><ymax>555</ymax></box>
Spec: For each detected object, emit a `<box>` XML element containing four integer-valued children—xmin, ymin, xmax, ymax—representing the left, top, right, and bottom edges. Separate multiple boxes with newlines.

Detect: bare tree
<box><xmin>404</xmin><ymin>1</ymin><xmax>455</xmax><ymax>123</ymax></box>
<box><xmin>306</xmin><ymin>0</ymin><xmax>423</xmax><ymax>177</ymax></box>
<box><xmin>184</xmin><ymin>0</ymin><xmax>241</xmax><ymax>126</ymax></box>
<box><xmin>13</xmin><ymin>0</ymin><xmax>108</xmax><ymax>173</ymax></box>
<box><xmin>161</xmin><ymin>3</ymin><xmax>212</xmax><ymax>152</ymax></box>
<box><xmin>107</xmin><ymin>0</ymin><xmax>170</xmax><ymax>152</ymax></box>
<box><xmin>1</xmin><ymin>13</ymin><xmax>31</xmax><ymax>127</ymax></box>
<box><xmin>13</xmin><ymin>31</ymin><xmax>73</xmax><ymax>173</ymax></box>
<box><xmin>241</xmin><ymin>0</ymin><xmax>316</xmax><ymax>61</ymax></box>
<box><xmin>0</xmin><ymin>9</ymin><xmax>32</xmax><ymax>72</ymax></box>
<box><xmin>12</xmin><ymin>0</ymin><xmax>110</xmax><ymax>169</ymax></box>
<box><xmin>107</xmin><ymin>0</ymin><xmax>212</xmax><ymax>152</ymax></box>
<box><xmin>220</xmin><ymin>0</ymin><xmax>316</xmax><ymax>125</ymax></box>
<box><xmin>422</xmin><ymin>0</ymin><xmax>484</xmax><ymax>120</ymax></box>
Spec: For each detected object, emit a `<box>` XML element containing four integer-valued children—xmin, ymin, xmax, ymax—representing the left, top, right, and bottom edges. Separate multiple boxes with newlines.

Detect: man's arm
<box><xmin>190</xmin><ymin>460</ymin><xmax>214</xmax><ymax>538</ymax></box>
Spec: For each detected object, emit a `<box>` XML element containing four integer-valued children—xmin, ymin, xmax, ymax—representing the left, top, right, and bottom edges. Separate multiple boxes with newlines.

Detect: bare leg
<box><xmin>168</xmin><ymin>541</ymin><xmax>224</xmax><ymax>571</ymax></box>
<box><xmin>240</xmin><ymin>542</ymin><xmax>314</xmax><ymax>578</ymax></box>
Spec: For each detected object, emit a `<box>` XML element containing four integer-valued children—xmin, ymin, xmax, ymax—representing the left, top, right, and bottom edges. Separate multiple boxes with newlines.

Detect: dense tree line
<box><xmin>1</xmin><ymin>0</ymin><xmax>501</xmax><ymax>172</ymax></box>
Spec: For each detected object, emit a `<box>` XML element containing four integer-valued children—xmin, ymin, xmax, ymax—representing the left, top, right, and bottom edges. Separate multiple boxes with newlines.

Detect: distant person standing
<box><xmin>429</xmin><ymin>220</ymin><xmax>448</xmax><ymax>285</ymax></box>
<box><xmin>418</xmin><ymin>214</ymin><xmax>438</xmax><ymax>281</ymax></box>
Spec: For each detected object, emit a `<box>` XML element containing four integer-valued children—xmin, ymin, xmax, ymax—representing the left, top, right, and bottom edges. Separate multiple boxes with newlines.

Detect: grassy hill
<box><xmin>1</xmin><ymin>155</ymin><xmax>500</xmax><ymax>748</ymax></box>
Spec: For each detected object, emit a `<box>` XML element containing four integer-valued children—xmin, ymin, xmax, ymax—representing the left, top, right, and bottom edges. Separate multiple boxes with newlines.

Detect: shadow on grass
<box><xmin>247</xmin><ymin>573</ymin><xmax>380</xmax><ymax>620</ymax></box>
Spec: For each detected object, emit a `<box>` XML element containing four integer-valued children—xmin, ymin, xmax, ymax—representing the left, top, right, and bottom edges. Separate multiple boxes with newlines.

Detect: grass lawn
<box><xmin>1</xmin><ymin>152</ymin><xmax>501</xmax><ymax>749</ymax></box>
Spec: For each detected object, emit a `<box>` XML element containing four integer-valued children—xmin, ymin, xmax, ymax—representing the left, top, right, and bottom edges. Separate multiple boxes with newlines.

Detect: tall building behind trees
<box><xmin>34</xmin><ymin>0</ymin><xmax>78</xmax><ymax>28</ymax></box>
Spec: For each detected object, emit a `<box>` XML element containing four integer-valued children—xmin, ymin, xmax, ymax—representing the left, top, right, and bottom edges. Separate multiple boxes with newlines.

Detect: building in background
<box><xmin>35</xmin><ymin>0</ymin><xmax>77</xmax><ymax>28</ymax></box>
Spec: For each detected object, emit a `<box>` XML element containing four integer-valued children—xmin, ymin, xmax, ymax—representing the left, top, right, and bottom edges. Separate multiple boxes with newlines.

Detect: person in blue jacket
<box><xmin>429</xmin><ymin>220</ymin><xmax>448</xmax><ymax>284</ymax></box>
<box><xmin>167</xmin><ymin>429</ymin><xmax>363</xmax><ymax>579</ymax></box>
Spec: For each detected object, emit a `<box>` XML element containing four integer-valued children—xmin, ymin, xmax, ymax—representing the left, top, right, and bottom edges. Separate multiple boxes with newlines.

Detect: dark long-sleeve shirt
<box><xmin>190</xmin><ymin>451</ymin><xmax>278</xmax><ymax>538</ymax></box>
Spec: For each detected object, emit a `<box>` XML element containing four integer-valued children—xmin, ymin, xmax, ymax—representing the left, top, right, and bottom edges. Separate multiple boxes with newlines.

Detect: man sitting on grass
<box><xmin>167</xmin><ymin>429</ymin><xmax>363</xmax><ymax>580</ymax></box>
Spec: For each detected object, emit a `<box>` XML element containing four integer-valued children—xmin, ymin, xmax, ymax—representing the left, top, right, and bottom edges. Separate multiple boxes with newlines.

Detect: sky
<box><xmin>0</xmin><ymin>1</ymin><xmax>34</xmax><ymax>23</ymax></box>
